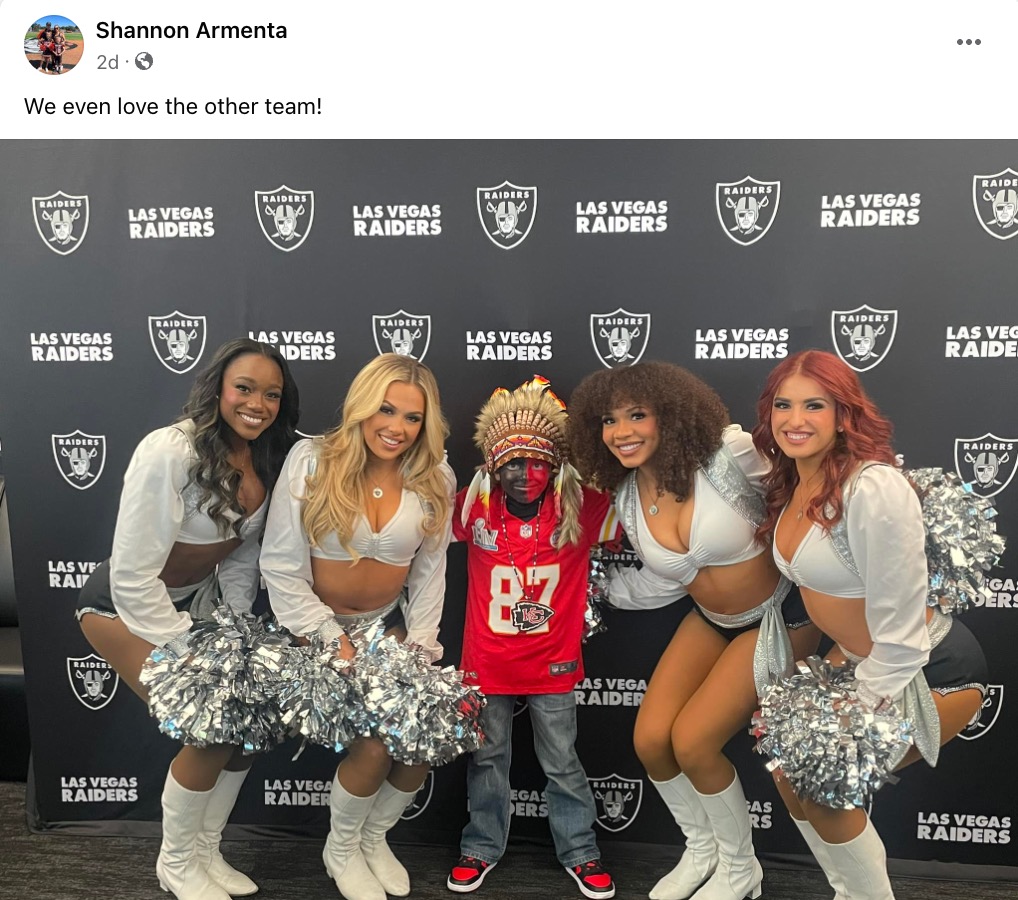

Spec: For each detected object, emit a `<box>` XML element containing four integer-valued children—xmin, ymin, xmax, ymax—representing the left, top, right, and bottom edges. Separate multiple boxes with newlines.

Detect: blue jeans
<box><xmin>459</xmin><ymin>692</ymin><xmax>600</xmax><ymax>868</ymax></box>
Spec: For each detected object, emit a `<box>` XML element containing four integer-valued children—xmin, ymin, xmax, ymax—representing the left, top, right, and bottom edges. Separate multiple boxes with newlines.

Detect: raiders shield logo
<box><xmin>149</xmin><ymin>311</ymin><xmax>208</xmax><ymax>374</ymax></box>
<box><xmin>255</xmin><ymin>186</ymin><xmax>314</xmax><ymax>251</ymax></box>
<box><xmin>399</xmin><ymin>771</ymin><xmax>434</xmax><ymax>821</ymax></box>
<box><xmin>830</xmin><ymin>305</ymin><xmax>898</xmax><ymax>372</ymax></box>
<box><xmin>589</xmin><ymin>774</ymin><xmax>642</xmax><ymax>832</ymax></box>
<box><xmin>958</xmin><ymin>684</ymin><xmax>1003</xmax><ymax>740</ymax></box>
<box><xmin>590</xmin><ymin>309</ymin><xmax>651</xmax><ymax>368</ymax></box>
<box><xmin>972</xmin><ymin>169</ymin><xmax>1018</xmax><ymax>240</ymax></box>
<box><xmin>68</xmin><ymin>653</ymin><xmax>119</xmax><ymax>709</ymax></box>
<box><xmin>33</xmin><ymin>191</ymin><xmax>89</xmax><ymax>256</ymax></box>
<box><xmin>372</xmin><ymin>310</ymin><xmax>432</xmax><ymax>361</ymax></box>
<box><xmin>716</xmin><ymin>177</ymin><xmax>780</xmax><ymax>246</ymax></box>
<box><xmin>954</xmin><ymin>434</ymin><xmax>1018</xmax><ymax>499</ymax></box>
<box><xmin>477</xmin><ymin>181</ymin><xmax>537</xmax><ymax>250</ymax></box>
<box><xmin>52</xmin><ymin>431</ymin><xmax>106</xmax><ymax>490</ymax></box>
<box><xmin>511</xmin><ymin>601</ymin><xmax>555</xmax><ymax>632</ymax></box>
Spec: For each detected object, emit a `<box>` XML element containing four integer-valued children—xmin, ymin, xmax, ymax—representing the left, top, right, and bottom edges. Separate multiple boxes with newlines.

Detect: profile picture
<box><xmin>25</xmin><ymin>15</ymin><xmax>82</xmax><ymax>74</ymax></box>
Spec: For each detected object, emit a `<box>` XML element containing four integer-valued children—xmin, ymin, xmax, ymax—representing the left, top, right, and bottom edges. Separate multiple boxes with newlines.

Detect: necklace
<box><xmin>500</xmin><ymin>493</ymin><xmax>542</xmax><ymax>600</ymax></box>
<box><xmin>367</xmin><ymin>468</ymin><xmax>398</xmax><ymax>500</ymax></box>
<box><xmin>795</xmin><ymin>473</ymin><xmax>822</xmax><ymax>521</ymax></box>
<box><xmin>640</xmin><ymin>470</ymin><xmax>664</xmax><ymax>516</ymax></box>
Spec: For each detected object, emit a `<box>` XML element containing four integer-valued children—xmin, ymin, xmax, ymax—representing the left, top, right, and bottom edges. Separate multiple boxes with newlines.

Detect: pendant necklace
<box><xmin>501</xmin><ymin>493</ymin><xmax>542</xmax><ymax>600</ymax></box>
<box><xmin>369</xmin><ymin>469</ymin><xmax>396</xmax><ymax>500</ymax></box>
<box><xmin>796</xmin><ymin>473</ymin><xmax>821</xmax><ymax>521</ymax></box>
<box><xmin>641</xmin><ymin>471</ymin><xmax>663</xmax><ymax>516</ymax></box>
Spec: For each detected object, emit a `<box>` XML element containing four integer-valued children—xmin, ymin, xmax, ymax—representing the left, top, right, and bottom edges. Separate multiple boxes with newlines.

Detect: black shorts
<box><xmin>75</xmin><ymin>559</ymin><xmax>198</xmax><ymax>620</ymax></box>
<box><xmin>693</xmin><ymin>583</ymin><xmax>812</xmax><ymax>642</ymax></box>
<box><xmin>925</xmin><ymin>617</ymin><xmax>988</xmax><ymax>696</ymax></box>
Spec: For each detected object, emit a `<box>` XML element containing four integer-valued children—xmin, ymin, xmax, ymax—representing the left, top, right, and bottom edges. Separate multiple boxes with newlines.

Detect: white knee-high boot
<box><xmin>822</xmin><ymin>818</ymin><xmax>895</xmax><ymax>900</ymax></box>
<box><xmin>323</xmin><ymin>776</ymin><xmax>386</xmax><ymax>900</ymax></box>
<box><xmin>359</xmin><ymin>780</ymin><xmax>415</xmax><ymax>896</ymax></box>
<box><xmin>648</xmin><ymin>774</ymin><xmax>719</xmax><ymax>900</ymax></box>
<box><xmin>194</xmin><ymin>769</ymin><xmax>258</xmax><ymax>896</ymax></box>
<box><xmin>791</xmin><ymin>816</ymin><xmax>845</xmax><ymax>900</ymax></box>
<box><xmin>690</xmin><ymin>776</ymin><xmax>762</xmax><ymax>900</ymax></box>
<box><xmin>157</xmin><ymin>770</ymin><xmax>232</xmax><ymax>900</ymax></box>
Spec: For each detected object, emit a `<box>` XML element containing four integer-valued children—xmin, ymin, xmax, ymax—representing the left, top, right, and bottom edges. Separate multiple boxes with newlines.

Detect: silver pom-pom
<box><xmin>140</xmin><ymin>607</ymin><xmax>292</xmax><ymax>753</ymax></box>
<box><xmin>582</xmin><ymin>546</ymin><xmax>610</xmax><ymax>643</ymax></box>
<box><xmin>250</xmin><ymin>635</ymin><xmax>361</xmax><ymax>754</ymax></box>
<box><xmin>751</xmin><ymin>656</ymin><xmax>912</xmax><ymax>810</ymax></box>
<box><xmin>267</xmin><ymin>622</ymin><xmax>485</xmax><ymax>765</ymax></box>
<box><xmin>344</xmin><ymin>623</ymin><xmax>485</xmax><ymax>766</ymax></box>
<box><xmin>907</xmin><ymin>467</ymin><xmax>1006</xmax><ymax>614</ymax></box>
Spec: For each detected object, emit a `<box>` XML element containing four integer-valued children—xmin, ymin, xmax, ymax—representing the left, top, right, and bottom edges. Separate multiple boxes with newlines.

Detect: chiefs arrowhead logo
<box><xmin>511</xmin><ymin>601</ymin><xmax>555</xmax><ymax>632</ymax></box>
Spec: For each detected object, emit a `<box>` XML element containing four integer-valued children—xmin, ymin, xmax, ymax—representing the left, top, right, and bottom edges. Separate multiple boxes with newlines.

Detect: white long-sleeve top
<box><xmin>259</xmin><ymin>439</ymin><xmax>455</xmax><ymax>662</ymax></box>
<box><xmin>108</xmin><ymin>421</ymin><xmax>267</xmax><ymax>646</ymax></box>
<box><xmin>773</xmin><ymin>464</ymin><xmax>930</xmax><ymax>701</ymax></box>
<box><xmin>609</xmin><ymin>425</ymin><xmax>769</xmax><ymax>610</ymax></box>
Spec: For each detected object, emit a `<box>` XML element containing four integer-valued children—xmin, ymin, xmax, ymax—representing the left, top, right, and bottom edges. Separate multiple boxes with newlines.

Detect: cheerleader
<box><xmin>752</xmin><ymin>350</ymin><xmax>988</xmax><ymax>899</ymax></box>
<box><xmin>259</xmin><ymin>353</ymin><xmax>455</xmax><ymax>900</ymax></box>
<box><xmin>568</xmin><ymin>363</ymin><xmax>819</xmax><ymax>900</ymax></box>
<box><xmin>77</xmin><ymin>338</ymin><xmax>300</xmax><ymax>900</ymax></box>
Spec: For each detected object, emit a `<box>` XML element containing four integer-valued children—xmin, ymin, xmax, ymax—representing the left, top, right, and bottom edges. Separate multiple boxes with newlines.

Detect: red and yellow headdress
<box><xmin>461</xmin><ymin>375</ymin><xmax>583</xmax><ymax>547</ymax></box>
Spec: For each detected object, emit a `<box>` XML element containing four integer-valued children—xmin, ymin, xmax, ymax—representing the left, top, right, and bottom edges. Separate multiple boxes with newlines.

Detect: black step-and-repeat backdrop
<box><xmin>1</xmin><ymin>141</ymin><xmax>1015</xmax><ymax>879</ymax></box>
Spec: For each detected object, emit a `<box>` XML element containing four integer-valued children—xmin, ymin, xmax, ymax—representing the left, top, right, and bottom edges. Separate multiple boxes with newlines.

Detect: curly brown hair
<box><xmin>566</xmin><ymin>362</ymin><xmax>730</xmax><ymax>498</ymax></box>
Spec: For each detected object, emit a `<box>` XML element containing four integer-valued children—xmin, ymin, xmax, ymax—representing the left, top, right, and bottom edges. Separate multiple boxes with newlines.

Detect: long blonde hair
<box><xmin>301</xmin><ymin>354</ymin><xmax>450</xmax><ymax>558</ymax></box>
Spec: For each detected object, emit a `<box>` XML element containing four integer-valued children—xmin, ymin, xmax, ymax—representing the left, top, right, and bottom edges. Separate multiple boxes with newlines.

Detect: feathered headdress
<box><xmin>461</xmin><ymin>375</ymin><xmax>583</xmax><ymax>547</ymax></box>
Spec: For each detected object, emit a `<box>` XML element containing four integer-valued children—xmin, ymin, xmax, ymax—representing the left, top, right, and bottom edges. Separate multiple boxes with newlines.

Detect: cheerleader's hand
<box><xmin>855</xmin><ymin>680</ymin><xmax>893</xmax><ymax>714</ymax></box>
<box><xmin>315</xmin><ymin>618</ymin><xmax>356</xmax><ymax>665</ymax></box>
<box><xmin>162</xmin><ymin>631</ymin><xmax>193</xmax><ymax>661</ymax></box>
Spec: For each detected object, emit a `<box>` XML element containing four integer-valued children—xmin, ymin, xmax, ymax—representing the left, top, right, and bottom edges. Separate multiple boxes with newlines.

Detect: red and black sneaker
<box><xmin>566</xmin><ymin>860</ymin><xmax>616</xmax><ymax>899</ymax></box>
<box><xmin>447</xmin><ymin>856</ymin><xmax>498</xmax><ymax>893</ymax></box>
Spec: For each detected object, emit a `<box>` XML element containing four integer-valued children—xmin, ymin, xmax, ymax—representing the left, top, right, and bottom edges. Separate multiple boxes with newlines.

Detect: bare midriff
<box><xmin>310</xmin><ymin>556</ymin><xmax>411</xmax><ymax>614</ymax></box>
<box><xmin>685</xmin><ymin>552</ymin><xmax>783</xmax><ymax>617</ymax></box>
<box><xmin>802</xmin><ymin>588</ymin><xmax>934</xmax><ymax>659</ymax></box>
<box><xmin>160</xmin><ymin>539</ymin><xmax>241</xmax><ymax>588</ymax></box>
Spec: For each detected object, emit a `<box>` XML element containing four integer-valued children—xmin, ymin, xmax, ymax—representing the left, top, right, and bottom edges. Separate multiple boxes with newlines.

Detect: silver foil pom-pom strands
<box><xmin>141</xmin><ymin>606</ymin><xmax>293</xmax><ymax>754</ymax></box>
<box><xmin>907</xmin><ymin>467</ymin><xmax>1006</xmax><ymax>614</ymax></box>
<box><xmin>255</xmin><ymin>619</ymin><xmax>485</xmax><ymax>765</ymax></box>
<box><xmin>751</xmin><ymin>656</ymin><xmax>912</xmax><ymax>810</ymax></box>
<box><xmin>582</xmin><ymin>546</ymin><xmax>610</xmax><ymax>643</ymax></box>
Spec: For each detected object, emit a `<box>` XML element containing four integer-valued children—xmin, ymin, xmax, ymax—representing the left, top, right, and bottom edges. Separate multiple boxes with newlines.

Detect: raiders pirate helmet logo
<box><xmin>255</xmin><ymin>186</ymin><xmax>315</xmax><ymax>252</ymax></box>
<box><xmin>830</xmin><ymin>305</ymin><xmax>898</xmax><ymax>373</ymax></box>
<box><xmin>476</xmin><ymin>181</ymin><xmax>537</xmax><ymax>250</ymax></box>
<box><xmin>954</xmin><ymin>435</ymin><xmax>1018</xmax><ymax>499</ymax></box>
<box><xmin>33</xmin><ymin>191</ymin><xmax>89</xmax><ymax>256</ymax></box>
<box><xmin>972</xmin><ymin>169</ymin><xmax>1018</xmax><ymax>241</ymax></box>
<box><xmin>372</xmin><ymin>310</ymin><xmax>432</xmax><ymax>361</ymax></box>
<box><xmin>148</xmin><ymin>311</ymin><xmax>208</xmax><ymax>374</ymax></box>
<box><xmin>957</xmin><ymin>684</ymin><xmax>1003</xmax><ymax>741</ymax></box>
<box><xmin>589</xmin><ymin>774</ymin><xmax>643</xmax><ymax>832</ymax></box>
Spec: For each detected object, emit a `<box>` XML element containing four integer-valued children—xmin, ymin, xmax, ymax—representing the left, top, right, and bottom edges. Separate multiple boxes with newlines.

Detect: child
<box><xmin>448</xmin><ymin>377</ymin><xmax>620</xmax><ymax>899</ymax></box>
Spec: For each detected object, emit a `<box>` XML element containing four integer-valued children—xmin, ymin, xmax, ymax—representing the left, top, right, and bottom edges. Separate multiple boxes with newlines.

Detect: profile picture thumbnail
<box><xmin>25</xmin><ymin>15</ymin><xmax>82</xmax><ymax>74</ymax></box>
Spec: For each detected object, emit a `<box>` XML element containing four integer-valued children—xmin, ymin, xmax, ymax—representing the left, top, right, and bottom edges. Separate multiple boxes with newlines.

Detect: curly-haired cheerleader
<box><xmin>568</xmin><ymin>362</ymin><xmax>819</xmax><ymax>900</ymax></box>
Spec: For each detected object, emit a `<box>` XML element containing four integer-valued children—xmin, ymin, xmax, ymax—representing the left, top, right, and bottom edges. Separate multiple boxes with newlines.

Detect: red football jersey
<box><xmin>453</xmin><ymin>485</ymin><xmax>621</xmax><ymax>694</ymax></box>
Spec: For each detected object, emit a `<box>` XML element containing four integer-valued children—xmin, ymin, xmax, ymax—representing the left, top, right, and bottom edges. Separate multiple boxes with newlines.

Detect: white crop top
<box><xmin>772</xmin><ymin>464</ymin><xmax>930</xmax><ymax>700</ymax></box>
<box><xmin>609</xmin><ymin>425</ymin><xmax>769</xmax><ymax>610</ymax></box>
<box><xmin>109</xmin><ymin>421</ymin><xmax>267</xmax><ymax>647</ymax></box>
<box><xmin>259</xmin><ymin>439</ymin><xmax>455</xmax><ymax>662</ymax></box>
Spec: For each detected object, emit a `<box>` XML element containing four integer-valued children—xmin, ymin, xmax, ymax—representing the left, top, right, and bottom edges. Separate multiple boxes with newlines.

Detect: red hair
<box><xmin>751</xmin><ymin>349</ymin><xmax>897</xmax><ymax>542</ymax></box>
